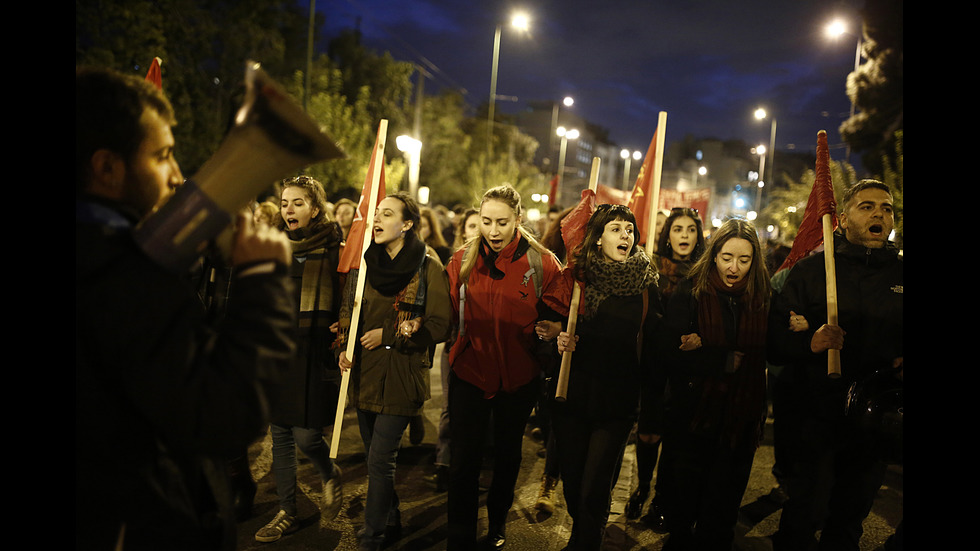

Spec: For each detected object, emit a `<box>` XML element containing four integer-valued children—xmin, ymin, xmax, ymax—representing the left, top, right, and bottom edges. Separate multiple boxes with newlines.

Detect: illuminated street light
<box><xmin>550</xmin><ymin>96</ymin><xmax>574</xmax><ymax>169</ymax></box>
<box><xmin>556</xmin><ymin>126</ymin><xmax>579</xmax><ymax>203</ymax></box>
<box><xmin>620</xmin><ymin>148</ymin><xmax>640</xmax><ymax>190</ymax></box>
<box><xmin>487</xmin><ymin>11</ymin><xmax>531</xmax><ymax>184</ymax></box>
<box><xmin>396</xmin><ymin>135</ymin><xmax>422</xmax><ymax>200</ymax></box>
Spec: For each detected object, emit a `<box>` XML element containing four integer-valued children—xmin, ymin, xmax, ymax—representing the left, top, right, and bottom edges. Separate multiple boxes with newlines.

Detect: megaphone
<box><xmin>133</xmin><ymin>60</ymin><xmax>345</xmax><ymax>273</ymax></box>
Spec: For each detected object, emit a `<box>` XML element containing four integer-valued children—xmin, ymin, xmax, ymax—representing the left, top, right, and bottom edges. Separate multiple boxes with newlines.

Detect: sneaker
<box><xmin>534</xmin><ymin>475</ymin><xmax>559</xmax><ymax>514</ymax></box>
<box><xmin>322</xmin><ymin>464</ymin><xmax>344</xmax><ymax>519</ymax></box>
<box><xmin>255</xmin><ymin>510</ymin><xmax>296</xmax><ymax>543</ymax></box>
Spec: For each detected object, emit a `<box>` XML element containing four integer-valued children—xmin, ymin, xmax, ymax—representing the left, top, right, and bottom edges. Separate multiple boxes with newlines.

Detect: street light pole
<box><xmin>487</xmin><ymin>24</ymin><xmax>501</xmax><ymax>175</ymax></box>
<box><xmin>556</xmin><ymin>126</ymin><xmax>578</xmax><ymax>205</ymax></box>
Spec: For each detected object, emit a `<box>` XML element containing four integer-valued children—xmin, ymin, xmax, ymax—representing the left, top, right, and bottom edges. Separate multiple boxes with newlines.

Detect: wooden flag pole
<box><xmin>645</xmin><ymin>112</ymin><xmax>668</xmax><ymax>256</ymax></box>
<box><xmin>822</xmin><ymin>212</ymin><xmax>841</xmax><ymax>378</ymax></box>
<box><xmin>555</xmin><ymin>157</ymin><xmax>600</xmax><ymax>402</ymax></box>
<box><xmin>330</xmin><ymin>119</ymin><xmax>388</xmax><ymax>458</ymax></box>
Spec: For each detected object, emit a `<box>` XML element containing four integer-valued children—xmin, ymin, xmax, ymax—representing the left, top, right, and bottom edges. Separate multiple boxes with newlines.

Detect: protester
<box><xmin>629</xmin><ymin>207</ymin><xmax>708</xmax><ymax>526</ymax></box>
<box><xmin>76</xmin><ymin>67</ymin><xmax>295</xmax><ymax>550</ymax></box>
<box><xmin>254</xmin><ymin>176</ymin><xmax>345</xmax><ymax>543</ymax></box>
<box><xmin>768</xmin><ymin>179</ymin><xmax>902</xmax><ymax>551</ymax></box>
<box><xmin>553</xmin><ymin>204</ymin><xmax>663</xmax><ymax>550</ymax></box>
<box><xmin>444</xmin><ymin>185</ymin><xmax>566</xmax><ymax>550</ymax></box>
<box><xmin>337</xmin><ymin>192</ymin><xmax>452</xmax><ymax>551</ymax></box>
<box><xmin>335</xmin><ymin>197</ymin><xmax>357</xmax><ymax>240</ymax></box>
<box><xmin>653</xmin><ymin>217</ymin><xmax>771</xmax><ymax>550</ymax></box>
<box><xmin>452</xmin><ymin>207</ymin><xmax>480</xmax><ymax>250</ymax></box>
<box><xmin>253</xmin><ymin>200</ymin><xmax>280</xmax><ymax>227</ymax></box>
<box><xmin>420</xmin><ymin>206</ymin><xmax>453</xmax><ymax>265</ymax></box>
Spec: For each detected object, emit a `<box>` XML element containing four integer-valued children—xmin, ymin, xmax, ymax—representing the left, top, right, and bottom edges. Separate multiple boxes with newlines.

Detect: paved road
<box><xmin>235</xmin><ymin>344</ymin><xmax>903</xmax><ymax>550</ymax></box>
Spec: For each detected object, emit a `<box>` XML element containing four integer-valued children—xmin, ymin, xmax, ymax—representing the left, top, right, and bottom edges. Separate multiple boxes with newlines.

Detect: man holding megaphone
<box><xmin>75</xmin><ymin>66</ymin><xmax>313</xmax><ymax>550</ymax></box>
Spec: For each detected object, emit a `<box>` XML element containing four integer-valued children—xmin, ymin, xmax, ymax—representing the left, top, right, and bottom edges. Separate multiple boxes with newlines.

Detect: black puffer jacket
<box><xmin>767</xmin><ymin>233</ymin><xmax>903</xmax><ymax>419</ymax></box>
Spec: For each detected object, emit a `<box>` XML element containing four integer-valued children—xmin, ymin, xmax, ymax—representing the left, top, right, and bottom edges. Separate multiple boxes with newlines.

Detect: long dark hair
<box><xmin>572</xmin><ymin>203</ymin><xmax>641</xmax><ymax>283</ymax></box>
<box><xmin>657</xmin><ymin>207</ymin><xmax>707</xmax><ymax>261</ymax></box>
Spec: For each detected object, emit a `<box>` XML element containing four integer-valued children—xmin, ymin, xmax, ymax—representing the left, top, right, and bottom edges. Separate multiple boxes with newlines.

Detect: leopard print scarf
<box><xmin>582</xmin><ymin>247</ymin><xmax>657</xmax><ymax>320</ymax></box>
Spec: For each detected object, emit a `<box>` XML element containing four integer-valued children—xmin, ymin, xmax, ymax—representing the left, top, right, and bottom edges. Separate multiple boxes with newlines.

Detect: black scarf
<box><xmin>478</xmin><ymin>235</ymin><xmax>531</xmax><ymax>280</ymax></box>
<box><xmin>363</xmin><ymin>235</ymin><xmax>427</xmax><ymax>296</ymax></box>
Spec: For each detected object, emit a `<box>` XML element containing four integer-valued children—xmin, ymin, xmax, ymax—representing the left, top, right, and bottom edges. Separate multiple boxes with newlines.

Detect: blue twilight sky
<box><xmin>312</xmin><ymin>0</ymin><xmax>866</xmax><ymax>163</ymax></box>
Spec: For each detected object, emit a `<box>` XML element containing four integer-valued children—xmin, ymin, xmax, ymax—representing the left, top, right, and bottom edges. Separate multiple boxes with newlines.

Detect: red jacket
<box><xmin>446</xmin><ymin>235</ymin><xmax>567</xmax><ymax>396</ymax></box>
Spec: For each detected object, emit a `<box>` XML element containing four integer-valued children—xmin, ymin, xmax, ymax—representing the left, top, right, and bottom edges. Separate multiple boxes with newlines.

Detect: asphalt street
<box><xmin>234</xmin><ymin>343</ymin><xmax>903</xmax><ymax>551</ymax></box>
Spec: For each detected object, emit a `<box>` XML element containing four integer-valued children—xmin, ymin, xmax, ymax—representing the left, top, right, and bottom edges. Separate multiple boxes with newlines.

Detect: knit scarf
<box><xmin>691</xmin><ymin>269</ymin><xmax>769</xmax><ymax>449</ymax></box>
<box><xmin>582</xmin><ymin>247</ymin><xmax>658</xmax><ymax>320</ymax></box>
<box><xmin>655</xmin><ymin>254</ymin><xmax>692</xmax><ymax>300</ymax></box>
<box><xmin>287</xmin><ymin>223</ymin><xmax>342</xmax><ymax>329</ymax></box>
<box><xmin>362</xmin><ymin>236</ymin><xmax>429</xmax><ymax>325</ymax></box>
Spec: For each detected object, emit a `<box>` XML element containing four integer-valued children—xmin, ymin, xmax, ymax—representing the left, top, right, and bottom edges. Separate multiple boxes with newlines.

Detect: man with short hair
<box><xmin>76</xmin><ymin>67</ymin><xmax>295</xmax><ymax>550</ymax></box>
<box><xmin>768</xmin><ymin>179</ymin><xmax>903</xmax><ymax>551</ymax></box>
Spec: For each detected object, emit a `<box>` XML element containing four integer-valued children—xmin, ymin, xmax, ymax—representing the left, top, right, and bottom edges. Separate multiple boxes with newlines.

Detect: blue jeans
<box><xmin>270</xmin><ymin>424</ymin><xmax>336</xmax><ymax>516</ymax></box>
<box><xmin>356</xmin><ymin>410</ymin><xmax>410</xmax><ymax>546</ymax></box>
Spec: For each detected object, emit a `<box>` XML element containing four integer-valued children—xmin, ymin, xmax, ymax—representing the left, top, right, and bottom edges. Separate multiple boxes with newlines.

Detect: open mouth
<box><xmin>617</xmin><ymin>243</ymin><xmax>629</xmax><ymax>254</ymax></box>
<box><xmin>868</xmin><ymin>223</ymin><xmax>884</xmax><ymax>235</ymax></box>
<box><xmin>286</xmin><ymin>218</ymin><xmax>299</xmax><ymax>229</ymax></box>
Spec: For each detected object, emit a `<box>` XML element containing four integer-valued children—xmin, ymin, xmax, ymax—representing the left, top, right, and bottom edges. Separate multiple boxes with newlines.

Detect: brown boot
<box><xmin>534</xmin><ymin>475</ymin><xmax>559</xmax><ymax>514</ymax></box>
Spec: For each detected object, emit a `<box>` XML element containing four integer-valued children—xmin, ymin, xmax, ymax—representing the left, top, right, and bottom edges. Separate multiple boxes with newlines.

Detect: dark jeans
<box><xmin>355</xmin><ymin>410</ymin><xmax>410</xmax><ymax>547</ymax></box>
<box><xmin>552</xmin><ymin>409</ymin><xmax>634</xmax><ymax>550</ymax></box>
<box><xmin>660</xmin><ymin>430</ymin><xmax>756</xmax><ymax>551</ymax></box>
<box><xmin>772</xmin><ymin>412</ymin><xmax>887</xmax><ymax>551</ymax></box>
<box><xmin>270</xmin><ymin>424</ymin><xmax>336</xmax><ymax>516</ymax></box>
<box><xmin>446</xmin><ymin>373</ymin><xmax>539</xmax><ymax>550</ymax></box>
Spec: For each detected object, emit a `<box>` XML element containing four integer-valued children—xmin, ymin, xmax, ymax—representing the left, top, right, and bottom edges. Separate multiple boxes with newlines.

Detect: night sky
<box><xmin>314</xmin><ymin>0</ymin><xmax>865</xmax><ymax>163</ymax></box>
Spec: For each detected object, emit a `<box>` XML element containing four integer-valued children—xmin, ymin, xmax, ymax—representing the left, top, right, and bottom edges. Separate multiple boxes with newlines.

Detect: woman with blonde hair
<box><xmin>444</xmin><ymin>185</ymin><xmax>566</xmax><ymax>550</ymax></box>
<box><xmin>653</xmin><ymin>217</ymin><xmax>771</xmax><ymax>550</ymax></box>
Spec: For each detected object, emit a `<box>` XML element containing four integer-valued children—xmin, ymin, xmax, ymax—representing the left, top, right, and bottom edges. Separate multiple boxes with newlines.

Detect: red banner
<box><xmin>337</xmin><ymin>138</ymin><xmax>387</xmax><ymax>274</ymax></box>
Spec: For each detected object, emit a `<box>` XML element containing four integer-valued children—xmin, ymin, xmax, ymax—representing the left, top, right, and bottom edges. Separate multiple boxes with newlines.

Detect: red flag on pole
<box><xmin>776</xmin><ymin>130</ymin><xmax>837</xmax><ymax>273</ymax></box>
<box><xmin>560</xmin><ymin>188</ymin><xmax>597</xmax><ymax>268</ymax></box>
<box><xmin>627</xmin><ymin>130</ymin><xmax>660</xmax><ymax>245</ymax></box>
<box><xmin>337</xmin><ymin>138</ymin><xmax>387</xmax><ymax>273</ymax></box>
<box><xmin>145</xmin><ymin>57</ymin><xmax>163</xmax><ymax>90</ymax></box>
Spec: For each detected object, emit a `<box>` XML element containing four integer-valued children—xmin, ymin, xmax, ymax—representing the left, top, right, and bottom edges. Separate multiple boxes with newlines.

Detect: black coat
<box><xmin>767</xmin><ymin>234</ymin><xmax>903</xmax><ymax>419</ymax></box>
<box><xmin>76</xmin><ymin>197</ymin><xmax>295</xmax><ymax>550</ymax></box>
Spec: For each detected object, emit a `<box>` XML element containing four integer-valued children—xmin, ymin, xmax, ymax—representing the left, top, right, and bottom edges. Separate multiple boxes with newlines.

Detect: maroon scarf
<box><xmin>692</xmin><ymin>269</ymin><xmax>769</xmax><ymax>449</ymax></box>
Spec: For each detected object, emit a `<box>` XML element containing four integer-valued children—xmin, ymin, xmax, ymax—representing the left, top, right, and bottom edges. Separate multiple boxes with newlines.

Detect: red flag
<box><xmin>144</xmin><ymin>57</ymin><xmax>163</xmax><ymax>90</ymax></box>
<box><xmin>559</xmin><ymin>188</ymin><xmax>597</xmax><ymax>267</ymax></box>
<box><xmin>547</xmin><ymin>174</ymin><xmax>559</xmax><ymax>207</ymax></box>
<box><xmin>337</xmin><ymin>141</ymin><xmax>387</xmax><ymax>273</ymax></box>
<box><xmin>777</xmin><ymin>130</ymin><xmax>837</xmax><ymax>273</ymax></box>
<box><xmin>626</xmin><ymin>130</ymin><xmax>659</xmax><ymax>243</ymax></box>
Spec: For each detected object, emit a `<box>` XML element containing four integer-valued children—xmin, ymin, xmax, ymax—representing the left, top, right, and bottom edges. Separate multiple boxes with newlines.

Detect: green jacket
<box><xmin>341</xmin><ymin>253</ymin><xmax>452</xmax><ymax>416</ymax></box>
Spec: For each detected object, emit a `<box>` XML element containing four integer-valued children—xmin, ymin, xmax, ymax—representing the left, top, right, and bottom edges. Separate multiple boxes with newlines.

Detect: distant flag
<box><xmin>626</xmin><ymin>114</ymin><xmax>667</xmax><ymax>250</ymax></box>
<box><xmin>560</xmin><ymin>188</ymin><xmax>597</xmax><ymax>269</ymax></box>
<box><xmin>547</xmin><ymin>173</ymin><xmax>559</xmax><ymax>207</ymax></box>
<box><xmin>777</xmin><ymin>130</ymin><xmax>837</xmax><ymax>273</ymax></box>
<box><xmin>337</xmin><ymin>133</ymin><xmax>387</xmax><ymax>273</ymax></box>
<box><xmin>144</xmin><ymin>57</ymin><xmax>163</xmax><ymax>90</ymax></box>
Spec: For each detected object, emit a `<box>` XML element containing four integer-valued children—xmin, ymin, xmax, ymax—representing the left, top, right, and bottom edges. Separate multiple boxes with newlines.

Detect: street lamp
<box><xmin>620</xmin><ymin>148</ymin><xmax>641</xmax><ymax>190</ymax></box>
<box><xmin>753</xmin><ymin>107</ymin><xmax>776</xmax><ymax>187</ymax></box>
<box><xmin>396</xmin><ymin>135</ymin><xmax>422</xmax><ymax>200</ymax></box>
<box><xmin>753</xmin><ymin>144</ymin><xmax>766</xmax><ymax>215</ymax></box>
<box><xmin>825</xmin><ymin>18</ymin><xmax>863</xmax><ymax>162</ymax></box>
<box><xmin>556</xmin><ymin>126</ymin><xmax>579</xmax><ymax>204</ymax></box>
<box><xmin>487</xmin><ymin>11</ymin><xmax>531</xmax><ymax>179</ymax></box>
<box><xmin>550</xmin><ymin>96</ymin><xmax>574</xmax><ymax>168</ymax></box>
